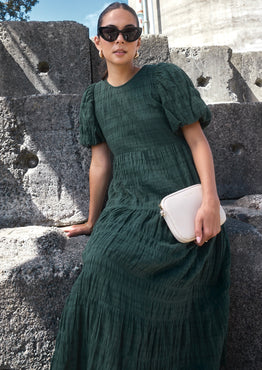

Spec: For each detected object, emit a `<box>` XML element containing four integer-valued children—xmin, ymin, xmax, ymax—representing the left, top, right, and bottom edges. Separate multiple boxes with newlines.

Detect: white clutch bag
<box><xmin>159</xmin><ymin>184</ymin><xmax>226</xmax><ymax>243</ymax></box>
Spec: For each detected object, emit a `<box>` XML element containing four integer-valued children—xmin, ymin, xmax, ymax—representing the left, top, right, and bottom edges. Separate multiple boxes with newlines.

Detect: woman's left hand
<box><xmin>194</xmin><ymin>199</ymin><xmax>221</xmax><ymax>246</ymax></box>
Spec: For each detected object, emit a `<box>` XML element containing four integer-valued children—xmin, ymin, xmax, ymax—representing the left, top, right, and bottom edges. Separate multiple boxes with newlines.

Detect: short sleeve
<box><xmin>154</xmin><ymin>63</ymin><xmax>211</xmax><ymax>132</ymax></box>
<box><xmin>79</xmin><ymin>84</ymin><xmax>106</xmax><ymax>147</ymax></box>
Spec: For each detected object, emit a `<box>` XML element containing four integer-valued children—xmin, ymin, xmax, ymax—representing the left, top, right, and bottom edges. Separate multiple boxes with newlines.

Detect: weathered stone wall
<box><xmin>0</xmin><ymin>21</ymin><xmax>91</xmax><ymax>97</ymax></box>
<box><xmin>170</xmin><ymin>46</ymin><xmax>235</xmax><ymax>104</ymax></box>
<box><xmin>129</xmin><ymin>0</ymin><xmax>262</xmax><ymax>52</ymax></box>
<box><xmin>0</xmin><ymin>22</ymin><xmax>261</xmax><ymax>370</ymax></box>
<box><xmin>0</xmin><ymin>94</ymin><xmax>90</xmax><ymax>228</ymax></box>
<box><xmin>170</xmin><ymin>46</ymin><xmax>262</xmax><ymax>104</ymax></box>
<box><xmin>230</xmin><ymin>51</ymin><xmax>262</xmax><ymax>103</ymax></box>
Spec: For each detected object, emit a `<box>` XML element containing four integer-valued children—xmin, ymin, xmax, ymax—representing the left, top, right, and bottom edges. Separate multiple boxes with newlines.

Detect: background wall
<box><xmin>129</xmin><ymin>0</ymin><xmax>262</xmax><ymax>52</ymax></box>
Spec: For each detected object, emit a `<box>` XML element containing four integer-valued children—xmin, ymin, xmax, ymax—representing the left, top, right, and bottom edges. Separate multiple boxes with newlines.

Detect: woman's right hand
<box><xmin>63</xmin><ymin>143</ymin><xmax>111</xmax><ymax>239</ymax></box>
<box><xmin>62</xmin><ymin>222</ymin><xmax>93</xmax><ymax>238</ymax></box>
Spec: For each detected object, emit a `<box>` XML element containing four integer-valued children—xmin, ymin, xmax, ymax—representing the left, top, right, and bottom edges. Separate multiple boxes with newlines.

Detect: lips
<box><xmin>113</xmin><ymin>49</ymin><xmax>127</xmax><ymax>54</ymax></box>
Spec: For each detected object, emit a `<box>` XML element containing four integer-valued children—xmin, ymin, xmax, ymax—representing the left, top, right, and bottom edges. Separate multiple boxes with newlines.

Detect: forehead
<box><xmin>101</xmin><ymin>8</ymin><xmax>137</xmax><ymax>27</ymax></box>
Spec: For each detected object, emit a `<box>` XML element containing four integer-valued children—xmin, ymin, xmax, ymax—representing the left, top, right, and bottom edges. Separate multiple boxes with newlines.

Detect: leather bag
<box><xmin>159</xmin><ymin>184</ymin><xmax>226</xmax><ymax>243</ymax></box>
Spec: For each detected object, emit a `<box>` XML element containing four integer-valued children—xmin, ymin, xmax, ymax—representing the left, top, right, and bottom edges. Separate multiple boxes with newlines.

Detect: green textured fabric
<box><xmin>51</xmin><ymin>63</ymin><xmax>230</xmax><ymax>370</ymax></box>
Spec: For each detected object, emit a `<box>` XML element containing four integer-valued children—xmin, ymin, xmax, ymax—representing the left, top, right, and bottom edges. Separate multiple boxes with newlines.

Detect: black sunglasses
<box><xmin>98</xmin><ymin>25</ymin><xmax>142</xmax><ymax>42</ymax></box>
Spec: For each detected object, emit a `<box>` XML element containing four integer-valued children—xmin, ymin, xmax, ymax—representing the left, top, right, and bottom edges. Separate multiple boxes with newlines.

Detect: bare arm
<box><xmin>64</xmin><ymin>142</ymin><xmax>112</xmax><ymax>237</ymax></box>
<box><xmin>88</xmin><ymin>142</ymin><xmax>112</xmax><ymax>227</ymax></box>
<box><xmin>181</xmin><ymin>121</ymin><xmax>221</xmax><ymax>246</ymax></box>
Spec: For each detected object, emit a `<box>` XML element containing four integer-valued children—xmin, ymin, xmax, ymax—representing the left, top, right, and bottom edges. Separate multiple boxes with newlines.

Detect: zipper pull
<box><xmin>159</xmin><ymin>205</ymin><xmax>165</xmax><ymax>217</ymax></box>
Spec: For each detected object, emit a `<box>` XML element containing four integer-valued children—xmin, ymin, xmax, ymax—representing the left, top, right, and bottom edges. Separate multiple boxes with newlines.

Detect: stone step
<box><xmin>0</xmin><ymin>226</ymin><xmax>87</xmax><ymax>370</ymax></box>
<box><xmin>0</xmin><ymin>219</ymin><xmax>261</xmax><ymax>369</ymax></box>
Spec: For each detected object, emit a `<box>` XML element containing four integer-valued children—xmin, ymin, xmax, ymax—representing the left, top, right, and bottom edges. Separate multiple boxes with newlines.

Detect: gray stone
<box><xmin>0</xmin><ymin>94</ymin><xmax>91</xmax><ymax>227</ymax></box>
<box><xmin>170</xmin><ymin>46</ymin><xmax>235</xmax><ymax>104</ymax></box>
<box><xmin>135</xmin><ymin>34</ymin><xmax>171</xmax><ymax>67</ymax></box>
<box><xmin>0</xmin><ymin>21</ymin><xmax>91</xmax><ymax>97</ymax></box>
<box><xmin>170</xmin><ymin>47</ymin><xmax>262</xmax><ymax>104</ymax></box>
<box><xmin>206</xmin><ymin>103</ymin><xmax>262</xmax><ymax>199</ymax></box>
<box><xmin>0</xmin><ymin>226</ymin><xmax>87</xmax><ymax>370</ymax></box>
<box><xmin>230</xmin><ymin>51</ymin><xmax>262</xmax><ymax>103</ymax></box>
<box><xmin>222</xmin><ymin>195</ymin><xmax>262</xmax><ymax>233</ymax></box>
<box><xmin>225</xmin><ymin>218</ymin><xmax>262</xmax><ymax>369</ymax></box>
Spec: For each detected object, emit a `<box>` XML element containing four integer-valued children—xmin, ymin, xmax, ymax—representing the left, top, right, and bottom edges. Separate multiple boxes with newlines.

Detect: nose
<box><xmin>115</xmin><ymin>32</ymin><xmax>125</xmax><ymax>43</ymax></box>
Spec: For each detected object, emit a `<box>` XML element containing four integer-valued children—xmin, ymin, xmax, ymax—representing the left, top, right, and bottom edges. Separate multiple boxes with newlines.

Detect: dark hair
<box><xmin>97</xmin><ymin>2</ymin><xmax>139</xmax><ymax>35</ymax></box>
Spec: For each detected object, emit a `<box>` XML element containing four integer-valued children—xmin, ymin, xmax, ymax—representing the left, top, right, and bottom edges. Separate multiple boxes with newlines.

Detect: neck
<box><xmin>106</xmin><ymin>62</ymin><xmax>140</xmax><ymax>87</ymax></box>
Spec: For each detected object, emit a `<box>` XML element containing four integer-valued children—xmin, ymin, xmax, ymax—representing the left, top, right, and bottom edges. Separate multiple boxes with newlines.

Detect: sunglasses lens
<box><xmin>100</xmin><ymin>27</ymin><xmax>118</xmax><ymax>41</ymax></box>
<box><xmin>123</xmin><ymin>27</ymin><xmax>141</xmax><ymax>42</ymax></box>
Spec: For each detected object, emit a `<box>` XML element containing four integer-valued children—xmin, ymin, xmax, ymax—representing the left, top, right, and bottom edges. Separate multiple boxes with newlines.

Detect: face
<box><xmin>94</xmin><ymin>8</ymin><xmax>141</xmax><ymax>66</ymax></box>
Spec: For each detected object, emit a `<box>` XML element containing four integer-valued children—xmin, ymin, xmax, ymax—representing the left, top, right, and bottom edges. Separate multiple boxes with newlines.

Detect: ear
<box><xmin>94</xmin><ymin>35</ymin><xmax>101</xmax><ymax>51</ymax></box>
<box><xmin>136</xmin><ymin>37</ymin><xmax>141</xmax><ymax>49</ymax></box>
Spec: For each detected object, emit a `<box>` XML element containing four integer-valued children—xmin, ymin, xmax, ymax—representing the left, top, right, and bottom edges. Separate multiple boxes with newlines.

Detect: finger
<box><xmin>195</xmin><ymin>216</ymin><xmax>203</xmax><ymax>245</ymax></box>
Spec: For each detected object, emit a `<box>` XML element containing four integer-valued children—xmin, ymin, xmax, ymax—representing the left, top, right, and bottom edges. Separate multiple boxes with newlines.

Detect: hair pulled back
<box><xmin>97</xmin><ymin>2</ymin><xmax>139</xmax><ymax>35</ymax></box>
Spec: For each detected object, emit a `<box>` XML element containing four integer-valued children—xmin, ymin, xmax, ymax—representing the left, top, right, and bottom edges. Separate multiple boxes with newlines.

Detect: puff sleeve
<box><xmin>79</xmin><ymin>84</ymin><xmax>106</xmax><ymax>147</ymax></box>
<box><xmin>154</xmin><ymin>63</ymin><xmax>211</xmax><ymax>132</ymax></box>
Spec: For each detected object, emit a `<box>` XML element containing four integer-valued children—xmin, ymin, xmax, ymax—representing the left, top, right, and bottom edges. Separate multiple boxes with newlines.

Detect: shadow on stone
<box><xmin>225</xmin><ymin>218</ymin><xmax>262</xmax><ymax>369</ymax></box>
<box><xmin>229</xmin><ymin>62</ymin><xmax>260</xmax><ymax>103</ymax></box>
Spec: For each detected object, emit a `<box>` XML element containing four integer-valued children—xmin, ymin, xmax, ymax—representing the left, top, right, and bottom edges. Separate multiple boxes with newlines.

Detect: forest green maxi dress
<box><xmin>51</xmin><ymin>63</ymin><xmax>230</xmax><ymax>370</ymax></box>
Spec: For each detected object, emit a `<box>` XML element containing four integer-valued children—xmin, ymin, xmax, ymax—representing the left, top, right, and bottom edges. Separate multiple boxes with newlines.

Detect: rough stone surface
<box><xmin>222</xmin><ymin>195</ymin><xmax>262</xmax><ymax>233</ymax></box>
<box><xmin>0</xmin><ymin>95</ymin><xmax>91</xmax><ymax>227</ymax></box>
<box><xmin>134</xmin><ymin>34</ymin><xmax>171</xmax><ymax>66</ymax></box>
<box><xmin>170</xmin><ymin>46</ymin><xmax>235</xmax><ymax>104</ymax></box>
<box><xmin>225</xmin><ymin>218</ymin><xmax>262</xmax><ymax>370</ymax></box>
<box><xmin>230</xmin><ymin>51</ymin><xmax>262</xmax><ymax>103</ymax></box>
<box><xmin>206</xmin><ymin>103</ymin><xmax>262</xmax><ymax>199</ymax></box>
<box><xmin>0</xmin><ymin>226</ymin><xmax>87</xmax><ymax>370</ymax></box>
<box><xmin>0</xmin><ymin>21</ymin><xmax>91</xmax><ymax>97</ymax></box>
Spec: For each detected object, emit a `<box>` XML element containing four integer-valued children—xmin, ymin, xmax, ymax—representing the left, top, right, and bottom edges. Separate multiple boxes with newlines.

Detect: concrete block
<box><xmin>206</xmin><ymin>103</ymin><xmax>262</xmax><ymax>199</ymax></box>
<box><xmin>0</xmin><ymin>226</ymin><xmax>86</xmax><ymax>370</ymax></box>
<box><xmin>230</xmin><ymin>51</ymin><xmax>262</xmax><ymax>103</ymax></box>
<box><xmin>170</xmin><ymin>46</ymin><xmax>235</xmax><ymax>104</ymax></box>
<box><xmin>0</xmin><ymin>94</ymin><xmax>91</xmax><ymax>227</ymax></box>
<box><xmin>225</xmin><ymin>218</ymin><xmax>262</xmax><ymax>370</ymax></box>
<box><xmin>135</xmin><ymin>34</ymin><xmax>171</xmax><ymax>67</ymax></box>
<box><xmin>0</xmin><ymin>21</ymin><xmax>91</xmax><ymax>97</ymax></box>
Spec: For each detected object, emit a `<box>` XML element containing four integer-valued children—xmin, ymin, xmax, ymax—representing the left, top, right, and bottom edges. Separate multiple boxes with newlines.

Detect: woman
<box><xmin>51</xmin><ymin>2</ymin><xmax>230</xmax><ymax>369</ymax></box>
